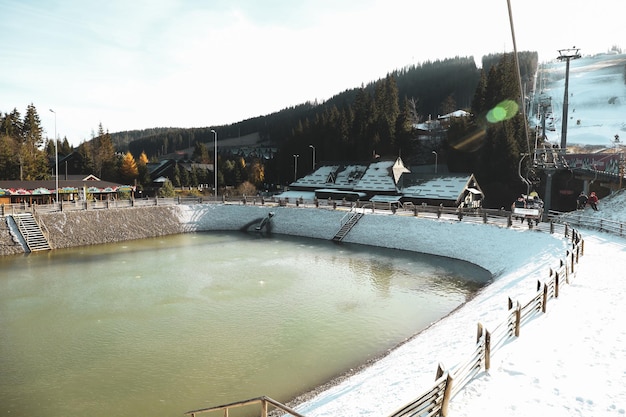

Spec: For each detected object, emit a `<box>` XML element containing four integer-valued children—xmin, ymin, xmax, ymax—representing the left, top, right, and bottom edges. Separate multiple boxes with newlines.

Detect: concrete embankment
<box><xmin>1</xmin><ymin>204</ymin><xmax>563</xmax><ymax>276</ymax></box>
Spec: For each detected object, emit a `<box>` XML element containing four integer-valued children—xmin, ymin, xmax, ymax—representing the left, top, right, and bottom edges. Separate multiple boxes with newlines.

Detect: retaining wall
<box><xmin>0</xmin><ymin>204</ymin><xmax>564</xmax><ymax>276</ymax></box>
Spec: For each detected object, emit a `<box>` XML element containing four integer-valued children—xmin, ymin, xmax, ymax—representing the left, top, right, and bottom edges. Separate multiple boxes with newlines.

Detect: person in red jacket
<box><xmin>588</xmin><ymin>191</ymin><xmax>599</xmax><ymax>211</ymax></box>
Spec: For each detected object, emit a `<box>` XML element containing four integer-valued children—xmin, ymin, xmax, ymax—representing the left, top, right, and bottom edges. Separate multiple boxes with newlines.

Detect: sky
<box><xmin>274</xmin><ymin>193</ymin><xmax>626</xmax><ymax>417</ymax></box>
<box><xmin>1</xmin><ymin>0</ymin><xmax>623</xmax><ymax>146</ymax></box>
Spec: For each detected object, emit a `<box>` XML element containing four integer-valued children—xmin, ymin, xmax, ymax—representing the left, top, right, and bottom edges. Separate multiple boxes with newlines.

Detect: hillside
<box><xmin>534</xmin><ymin>52</ymin><xmax>626</xmax><ymax>148</ymax></box>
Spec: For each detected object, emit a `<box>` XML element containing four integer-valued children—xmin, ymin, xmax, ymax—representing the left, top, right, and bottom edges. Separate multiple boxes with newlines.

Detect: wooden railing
<box><xmin>184</xmin><ymin>395</ymin><xmax>307</xmax><ymax>417</ymax></box>
<box><xmin>386</xmin><ymin>228</ymin><xmax>584</xmax><ymax>417</ymax></box>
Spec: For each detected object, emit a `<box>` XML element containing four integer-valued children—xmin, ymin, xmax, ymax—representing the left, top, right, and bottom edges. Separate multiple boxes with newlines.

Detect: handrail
<box><xmin>184</xmin><ymin>395</ymin><xmax>307</xmax><ymax>417</ymax></box>
<box><xmin>548</xmin><ymin>210</ymin><xmax>625</xmax><ymax>237</ymax></box>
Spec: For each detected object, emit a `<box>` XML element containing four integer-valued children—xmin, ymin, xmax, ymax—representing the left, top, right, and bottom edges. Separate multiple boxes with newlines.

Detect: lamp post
<box><xmin>309</xmin><ymin>144</ymin><xmax>316</xmax><ymax>171</ymax></box>
<box><xmin>293</xmin><ymin>154</ymin><xmax>299</xmax><ymax>182</ymax></box>
<box><xmin>49</xmin><ymin>109</ymin><xmax>58</xmax><ymax>205</ymax></box>
<box><xmin>432</xmin><ymin>150</ymin><xmax>438</xmax><ymax>173</ymax></box>
<box><xmin>211</xmin><ymin>129</ymin><xmax>217</xmax><ymax>200</ymax></box>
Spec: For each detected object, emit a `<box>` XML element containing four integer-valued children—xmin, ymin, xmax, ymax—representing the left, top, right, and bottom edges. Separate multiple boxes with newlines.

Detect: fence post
<box><xmin>554</xmin><ymin>271</ymin><xmax>560</xmax><ymax>298</ymax></box>
<box><xmin>542</xmin><ymin>284</ymin><xmax>548</xmax><ymax>313</ymax></box>
<box><xmin>477</xmin><ymin>322</ymin><xmax>483</xmax><ymax>343</ymax></box>
<box><xmin>440</xmin><ymin>373</ymin><xmax>454</xmax><ymax>417</ymax></box>
<box><xmin>507</xmin><ymin>214</ymin><xmax>512</xmax><ymax>227</ymax></box>
<box><xmin>482</xmin><ymin>211</ymin><xmax>487</xmax><ymax>223</ymax></box>
<box><xmin>436</xmin><ymin>363</ymin><xmax>445</xmax><ymax>380</ymax></box>
<box><xmin>514</xmin><ymin>301</ymin><xmax>521</xmax><ymax>337</ymax></box>
<box><xmin>550</xmin><ymin>221</ymin><xmax>554</xmax><ymax>234</ymax></box>
<box><xmin>484</xmin><ymin>330</ymin><xmax>491</xmax><ymax>371</ymax></box>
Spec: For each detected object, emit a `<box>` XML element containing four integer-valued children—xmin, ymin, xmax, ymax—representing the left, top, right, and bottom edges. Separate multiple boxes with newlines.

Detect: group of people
<box><xmin>577</xmin><ymin>191</ymin><xmax>599</xmax><ymax>211</ymax></box>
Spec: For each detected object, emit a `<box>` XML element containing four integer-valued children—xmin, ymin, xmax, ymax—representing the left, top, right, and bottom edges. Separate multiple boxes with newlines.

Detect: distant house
<box><xmin>438</xmin><ymin>109</ymin><xmax>471</xmax><ymax>121</ymax></box>
<box><xmin>279</xmin><ymin>157</ymin><xmax>484</xmax><ymax>207</ymax></box>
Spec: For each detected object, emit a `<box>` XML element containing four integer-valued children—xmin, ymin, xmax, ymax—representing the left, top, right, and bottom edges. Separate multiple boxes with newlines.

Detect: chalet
<box><xmin>279</xmin><ymin>157</ymin><xmax>484</xmax><ymax>208</ymax></box>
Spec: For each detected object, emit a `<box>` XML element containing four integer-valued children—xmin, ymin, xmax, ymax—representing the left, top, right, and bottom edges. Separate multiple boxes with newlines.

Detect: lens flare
<box><xmin>486</xmin><ymin>99</ymin><xmax>519</xmax><ymax>123</ymax></box>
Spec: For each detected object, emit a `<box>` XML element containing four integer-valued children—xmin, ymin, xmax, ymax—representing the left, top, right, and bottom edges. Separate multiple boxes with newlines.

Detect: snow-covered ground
<box><xmin>536</xmin><ymin>52</ymin><xmax>626</xmax><ymax>148</ymax></box>
<box><xmin>276</xmin><ymin>192</ymin><xmax>626</xmax><ymax>417</ymax></box>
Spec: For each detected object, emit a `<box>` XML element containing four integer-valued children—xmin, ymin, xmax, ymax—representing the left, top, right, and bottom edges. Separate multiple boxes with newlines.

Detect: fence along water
<box><xmin>179</xmin><ymin>226</ymin><xmax>585</xmax><ymax>416</ymax></box>
<box><xmin>0</xmin><ymin>196</ymin><xmax>593</xmax><ymax>416</ymax></box>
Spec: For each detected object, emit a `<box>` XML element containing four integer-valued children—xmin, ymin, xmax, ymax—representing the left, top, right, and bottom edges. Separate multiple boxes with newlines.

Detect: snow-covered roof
<box><xmin>438</xmin><ymin>109</ymin><xmax>471</xmax><ymax>119</ymax></box>
<box><xmin>333</xmin><ymin>164</ymin><xmax>368</xmax><ymax>188</ymax></box>
<box><xmin>290</xmin><ymin>165</ymin><xmax>339</xmax><ymax>188</ymax></box>
<box><xmin>401</xmin><ymin>174</ymin><xmax>478</xmax><ymax>201</ymax></box>
<box><xmin>353</xmin><ymin>160</ymin><xmax>399</xmax><ymax>193</ymax></box>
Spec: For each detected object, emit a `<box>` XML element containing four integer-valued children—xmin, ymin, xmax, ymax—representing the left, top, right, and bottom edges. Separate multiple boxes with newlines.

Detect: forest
<box><xmin>0</xmin><ymin>51</ymin><xmax>539</xmax><ymax>207</ymax></box>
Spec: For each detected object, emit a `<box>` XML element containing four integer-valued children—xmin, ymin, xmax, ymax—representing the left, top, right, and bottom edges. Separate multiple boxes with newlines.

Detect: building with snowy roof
<box><xmin>280</xmin><ymin>157</ymin><xmax>484</xmax><ymax>207</ymax></box>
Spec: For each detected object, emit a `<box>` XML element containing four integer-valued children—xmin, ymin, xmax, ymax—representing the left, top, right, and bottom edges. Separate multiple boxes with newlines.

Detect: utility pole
<box><xmin>557</xmin><ymin>47</ymin><xmax>581</xmax><ymax>150</ymax></box>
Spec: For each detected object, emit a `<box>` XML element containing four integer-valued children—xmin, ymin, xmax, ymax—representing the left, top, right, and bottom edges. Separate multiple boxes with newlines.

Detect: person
<box><xmin>588</xmin><ymin>191</ymin><xmax>599</xmax><ymax>211</ymax></box>
<box><xmin>577</xmin><ymin>192</ymin><xmax>588</xmax><ymax>210</ymax></box>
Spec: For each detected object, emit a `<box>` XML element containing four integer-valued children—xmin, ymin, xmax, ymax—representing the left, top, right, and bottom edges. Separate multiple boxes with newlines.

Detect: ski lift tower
<box><xmin>557</xmin><ymin>47</ymin><xmax>581</xmax><ymax>150</ymax></box>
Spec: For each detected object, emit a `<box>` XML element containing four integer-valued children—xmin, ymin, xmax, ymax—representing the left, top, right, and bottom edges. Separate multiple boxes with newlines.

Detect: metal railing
<box><xmin>548</xmin><ymin>210</ymin><xmax>626</xmax><ymax>237</ymax></box>
<box><xmin>184</xmin><ymin>396</ymin><xmax>307</xmax><ymax>417</ymax></box>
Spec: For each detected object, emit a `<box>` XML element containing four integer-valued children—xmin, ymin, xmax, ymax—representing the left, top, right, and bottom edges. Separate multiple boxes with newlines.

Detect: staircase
<box><xmin>12</xmin><ymin>213</ymin><xmax>52</xmax><ymax>252</ymax></box>
<box><xmin>332</xmin><ymin>212</ymin><xmax>363</xmax><ymax>242</ymax></box>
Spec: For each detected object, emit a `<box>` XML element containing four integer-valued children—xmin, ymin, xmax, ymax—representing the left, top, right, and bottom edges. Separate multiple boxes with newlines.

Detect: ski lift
<box><xmin>512</xmin><ymin>154</ymin><xmax>544</xmax><ymax>226</ymax></box>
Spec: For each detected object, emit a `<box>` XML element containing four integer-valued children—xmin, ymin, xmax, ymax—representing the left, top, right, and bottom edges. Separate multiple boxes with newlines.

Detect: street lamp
<box><xmin>309</xmin><ymin>144</ymin><xmax>316</xmax><ymax>171</ymax></box>
<box><xmin>432</xmin><ymin>150</ymin><xmax>438</xmax><ymax>173</ymax></box>
<box><xmin>211</xmin><ymin>129</ymin><xmax>217</xmax><ymax>200</ymax></box>
<box><xmin>49</xmin><ymin>109</ymin><xmax>58</xmax><ymax>205</ymax></box>
<box><xmin>293</xmin><ymin>154</ymin><xmax>299</xmax><ymax>182</ymax></box>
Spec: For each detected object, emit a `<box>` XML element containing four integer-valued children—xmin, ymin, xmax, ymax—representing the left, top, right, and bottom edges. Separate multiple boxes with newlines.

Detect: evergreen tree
<box><xmin>60</xmin><ymin>137</ymin><xmax>72</xmax><ymax>156</ymax></box>
<box><xmin>192</xmin><ymin>142</ymin><xmax>210</xmax><ymax>163</ymax></box>
<box><xmin>180</xmin><ymin>164</ymin><xmax>190</xmax><ymax>186</ymax></box>
<box><xmin>77</xmin><ymin>140</ymin><xmax>96</xmax><ymax>174</ymax></box>
<box><xmin>0</xmin><ymin>108</ymin><xmax>23</xmax><ymax>138</ymax></box>
<box><xmin>93</xmin><ymin>124</ymin><xmax>116</xmax><ymax>180</ymax></box>
<box><xmin>158</xmin><ymin>179</ymin><xmax>176</xmax><ymax>197</ymax></box>
<box><xmin>172</xmin><ymin>163</ymin><xmax>181</xmax><ymax>187</ymax></box>
<box><xmin>20</xmin><ymin>104</ymin><xmax>48</xmax><ymax>180</ymax></box>
<box><xmin>0</xmin><ymin>134</ymin><xmax>19</xmax><ymax>179</ymax></box>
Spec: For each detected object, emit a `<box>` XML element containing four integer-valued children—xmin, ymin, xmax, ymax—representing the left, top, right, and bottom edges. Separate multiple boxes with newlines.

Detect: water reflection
<box><xmin>0</xmin><ymin>232</ymin><xmax>490</xmax><ymax>417</ymax></box>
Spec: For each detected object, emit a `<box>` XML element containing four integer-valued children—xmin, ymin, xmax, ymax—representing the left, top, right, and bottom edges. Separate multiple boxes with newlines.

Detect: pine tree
<box><xmin>20</xmin><ymin>104</ymin><xmax>48</xmax><ymax>180</ymax></box>
<box><xmin>60</xmin><ymin>137</ymin><xmax>72</xmax><ymax>156</ymax></box>
<box><xmin>0</xmin><ymin>134</ymin><xmax>19</xmax><ymax>179</ymax></box>
<box><xmin>158</xmin><ymin>179</ymin><xmax>176</xmax><ymax>197</ymax></box>
<box><xmin>172</xmin><ymin>163</ymin><xmax>181</xmax><ymax>187</ymax></box>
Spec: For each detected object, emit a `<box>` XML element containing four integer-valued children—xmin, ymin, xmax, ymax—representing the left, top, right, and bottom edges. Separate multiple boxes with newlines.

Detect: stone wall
<box><xmin>0</xmin><ymin>204</ymin><xmax>564</xmax><ymax>276</ymax></box>
<box><xmin>0</xmin><ymin>217</ymin><xmax>26</xmax><ymax>256</ymax></box>
<box><xmin>38</xmin><ymin>206</ymin><xmax>185</xmax><ymax>250</ymax></box>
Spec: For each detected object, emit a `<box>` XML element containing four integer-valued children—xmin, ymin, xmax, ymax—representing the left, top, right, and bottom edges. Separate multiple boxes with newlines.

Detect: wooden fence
<box><xmin>386</xmin><ymin>228</ymin><xmax>584</xmax><ymax>417</ymax></box>
<box><xmin>0</xmin><ymin>195</ymin><xmax>597</xmax><ymax>417</ymax></box>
